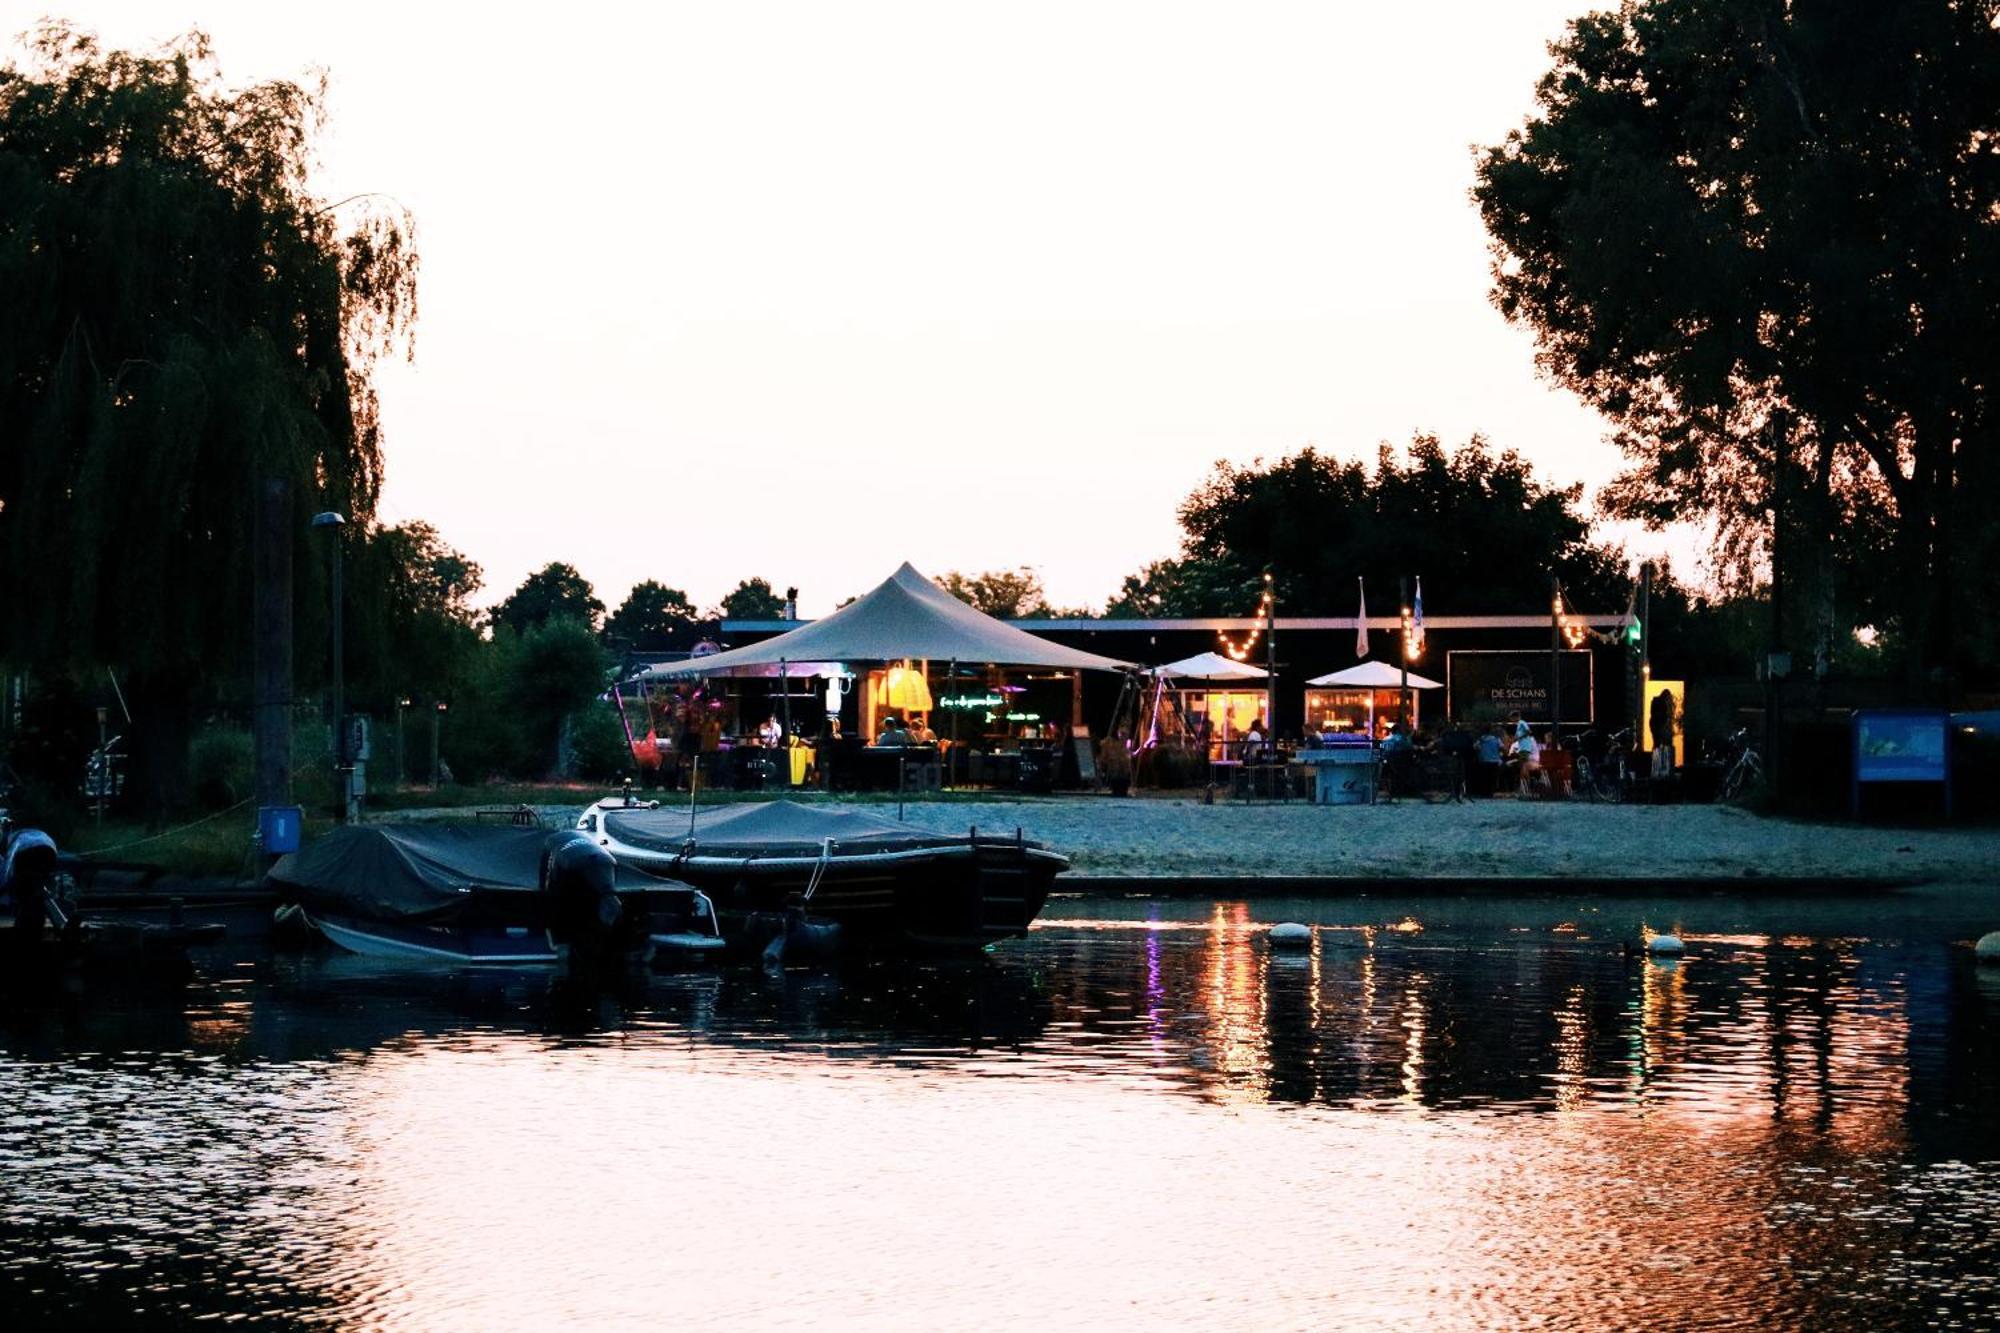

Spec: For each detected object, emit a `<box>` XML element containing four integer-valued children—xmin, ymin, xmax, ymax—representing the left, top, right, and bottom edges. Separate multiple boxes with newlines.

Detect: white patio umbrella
<box><xmin>1151</xmin><ymin>651</ymin><xmax>1271</xmax><ymax>681</ymax></box>
<box><xmin>1305</xmin><ymin>660</ymin><xmax>1443</xmax><ymax>690</ymax></box>
<box><xmin>1305</xmin><ymin>659</ymin><xmax>1443</xmax><ymax>737</ymax></box>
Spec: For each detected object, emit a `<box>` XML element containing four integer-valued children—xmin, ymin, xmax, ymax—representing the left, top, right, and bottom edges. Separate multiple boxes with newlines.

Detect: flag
<box><xmin>1355</xmin><ymin>577</ymin><xmax>1369</xmax><ymax>658</ymax></box>
<box><xmin>1410</xmin><ymin>577</ymin><xmax>1426</xmax><ymax>659</ymax></box>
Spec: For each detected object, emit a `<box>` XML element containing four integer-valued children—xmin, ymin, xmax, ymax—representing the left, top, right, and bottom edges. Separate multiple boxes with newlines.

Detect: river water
<box><xmin>3</xmin><ymin>888</ymin><xmax>1998</xmax><ymax>1330</ymax></box>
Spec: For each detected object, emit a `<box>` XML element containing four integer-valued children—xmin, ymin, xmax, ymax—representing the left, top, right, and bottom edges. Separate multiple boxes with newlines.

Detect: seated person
<box><xmin>874</xmin><ymin>715</ymin><xmax>909</xmax><ymax>746</ymax></box>
<box><xmin>1380</xmin><ymin>722</ymin><xmax>1413</xmax><ymax>754</ymax></box>
<box><xmin>757</xmin><ymin>713</ymin><xmax>783</xmax><ymax>747</ymax></box>
<box><xmin>1472</xmin><ymin>725</ymin><xmax>1504</xmax><ymax>796</ymax></box>
<box><xmin>907</xmin><ymin>716</ymin><xmax>936</xmax><ymax>745</ymax></box>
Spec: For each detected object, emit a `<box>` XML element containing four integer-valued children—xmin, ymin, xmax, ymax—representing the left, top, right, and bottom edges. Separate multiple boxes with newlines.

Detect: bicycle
<box><xmin>1377</xmin><ymin>749</ymin><xmax>1466</xmax><ymax>804</ymax></box>
<box><xmin>1719</xmin><ymin>728</ymin><xmax>1764</xmax><ymax>802</ymax></box>
<box><xmin>1573</xmin><ymin>727</ymin><xmax>1638</xmax><ymax>803</ymax></box>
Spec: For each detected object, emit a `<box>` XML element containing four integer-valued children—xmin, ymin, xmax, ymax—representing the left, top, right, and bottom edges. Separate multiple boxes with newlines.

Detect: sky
<box><xmin>15</xmin><ymin>1</ymin><xmax>1684</xmax><ymax>616</ymax></box>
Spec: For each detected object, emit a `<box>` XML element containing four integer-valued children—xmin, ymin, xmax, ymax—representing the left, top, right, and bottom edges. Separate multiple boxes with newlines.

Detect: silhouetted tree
<box><xmin>492</xmin><ymin>562</ymin><xmax>604</xmax><ymax>636</ymax></box>
<box><xmin>1108</xmin><ymin>435</ymin><xmax>1637</xmax><ymax>617</ymax></box>
<box><xmin>0</xmin><ymin>25</ymin><xmax>418</xmax><ymax>805</ymax></box>
<box><xmin>715</xmin><ymin>577</ymin><xmax>786</xmax><ymax>621</ymax></box>
<box><xmin>603</xmin><ymin>579</ymin><xmax>695</xmax><ymax>648</ymax></box>
<box><xmin>1474</xmin><ymin>0</ymin><xmax>1999</xmax><ymax>685</ymax></box>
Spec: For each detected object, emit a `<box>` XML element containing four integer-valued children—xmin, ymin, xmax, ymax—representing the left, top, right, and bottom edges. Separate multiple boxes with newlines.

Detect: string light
<box><xmin>1218</xmin><ymin>572</ymin><xmax>1276</xmax><ymax>661</ymax></box>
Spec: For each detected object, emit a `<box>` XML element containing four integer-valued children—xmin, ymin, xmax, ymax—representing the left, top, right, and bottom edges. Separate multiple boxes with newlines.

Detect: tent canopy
<box><xmin>1306</xmin><ymin>660</ymin><xmax>1444</xmax><ymax>689</ymax></box>
<box><xmin>1151</xmin><ymin>651</ymin><xmax>1270</xmax><ymax>682</ymax></box>
<box><xmin>638</xmin><ymin>562</ymin><xmax>1135</xmax><ymax>681</ymax></box>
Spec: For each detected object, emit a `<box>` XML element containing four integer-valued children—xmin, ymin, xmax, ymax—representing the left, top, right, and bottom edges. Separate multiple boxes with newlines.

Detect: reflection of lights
<box><xmin>1202</xmin><ymin>903</ymin><xmax>1270</xmax><ymax>1101</ymax></box>
<box><xmin>1399</xmin><ymin>974</ymin><xmax>1429</xmax><ymax>1107</ymax></box>
<box><xmin>1552</xmin><ymin>984</ymin><xmax>1590</xmax><ymax>1113</ymax></box>
<box><xmin>1386</xmin><ymin>917</ymin><xmax>1424</xmax><ymax>935</ymax></box>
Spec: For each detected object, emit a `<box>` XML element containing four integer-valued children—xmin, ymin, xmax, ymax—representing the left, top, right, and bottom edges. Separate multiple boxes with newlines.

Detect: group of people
<box><xmin>872</xmin><ymin>714</ymin><xmax>936</xmax><ymax>747</ymax></box>
<box><xmin>1382</xmin><ymin>719</ymin><xmax>1549</xmax><ymax>797</ymax></box>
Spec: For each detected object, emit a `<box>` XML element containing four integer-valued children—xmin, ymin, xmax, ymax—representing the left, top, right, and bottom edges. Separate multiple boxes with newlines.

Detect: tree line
<box><xmin>6</xmin><ymin>7</ymin><xmax>1990</xmax><ymax>820</ymax></box>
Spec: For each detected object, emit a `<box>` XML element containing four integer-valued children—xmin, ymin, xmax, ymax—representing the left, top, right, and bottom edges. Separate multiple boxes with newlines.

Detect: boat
<box><xmin>575</xmin><ymin>798</ymin><xmax>1067</xmax><ymax>951</ymax></box>
<box><xmin>268</xmin><ymin>824</ymin><xmax>724</xmax><ymax>966</ymax></box>
<box><xmin>3</xmin><ymin>825</ymin><xmax>226</xmax><ymax>984</ymax></box>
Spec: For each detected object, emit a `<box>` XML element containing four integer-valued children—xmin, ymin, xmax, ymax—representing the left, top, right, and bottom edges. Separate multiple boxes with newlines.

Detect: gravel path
<box><xmin>472</xmin><ymin>795</ymin><xmax>1996</xmax><ymax>882</ymax></box>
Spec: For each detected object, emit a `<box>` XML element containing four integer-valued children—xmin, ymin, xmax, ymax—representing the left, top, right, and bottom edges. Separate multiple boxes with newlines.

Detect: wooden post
<box><xmin>1550</xmin><ymin>574</ymin><xmax>1563</xmax><ymax>745</ymax></box>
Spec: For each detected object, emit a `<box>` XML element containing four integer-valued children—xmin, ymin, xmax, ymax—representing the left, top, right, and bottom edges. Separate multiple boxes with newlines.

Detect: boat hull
<box><xmin>304</xmin><ymin>910</ymin><xmax>726</xmax><ymax>967</ymax></box>
<box><xmin>601</xmin><ymin>845</ymin><xmax>1061</xmax><ymax>952</ymax></box>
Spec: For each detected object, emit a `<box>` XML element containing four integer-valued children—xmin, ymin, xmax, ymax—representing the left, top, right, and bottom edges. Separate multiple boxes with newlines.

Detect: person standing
<box><xmin>1650</xmin><ymin>690</ymin><xmax>1678</xmax><ymax>779</ymax></box>
<box><xmin>1511</xmin><ymin>721</ymin><xmax>1543</xmax><ymax>796</ymax></box>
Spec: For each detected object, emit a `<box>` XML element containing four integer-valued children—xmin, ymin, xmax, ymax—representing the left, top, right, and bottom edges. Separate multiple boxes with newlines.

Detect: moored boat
<box><xmin>269</xmin><ymin>824</ymin><xmax>723</xmax><ymax>967</ymax></box>
<box><xmin>576</xmin><ymin>798</ymin><xmax>1067</xmax><ymax>951</ymax></box>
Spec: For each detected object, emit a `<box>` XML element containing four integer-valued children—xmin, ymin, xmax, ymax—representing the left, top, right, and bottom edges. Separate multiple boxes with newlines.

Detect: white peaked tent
<box><xmin>1305</xmin><ymin>660</ymin><xmax>1444</xmax><ymax>690</ymax></box>
<box><xmin>637</xmin><ymin>562</ymin><xmax>1137</xmax><ymax>680</ymax></box>
<box><xmin>1151</xmin><ymin>651</ymin><xmax>1270</xmax><ymax>681</ymax></box>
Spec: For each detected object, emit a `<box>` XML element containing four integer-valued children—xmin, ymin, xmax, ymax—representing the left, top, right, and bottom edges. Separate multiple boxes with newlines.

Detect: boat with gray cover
<box><xmin>576</xmin><ymin>798</ymin><xmax>1066</xmax><ymax>951</ymax></box>
<box><xmin>269</xmin><ymin>825</ymin><xmax>723</xmax><ymax>966</ymax></box>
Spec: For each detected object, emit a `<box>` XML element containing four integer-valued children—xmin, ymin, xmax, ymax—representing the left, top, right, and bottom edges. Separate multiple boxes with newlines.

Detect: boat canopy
<box><xmin>270</xmin><ymin>825</ymin><xmax>671</xmax><ymax>923</ymax></box>
<box><xmin>599</xmin><ymin>799</ymin><xmax>980</xmax><ymax>858</ymax></box>
<box><xmin>636</xmin><ymin>562</ymin><xmax>1135</xmax><ymax>680</ymax></box>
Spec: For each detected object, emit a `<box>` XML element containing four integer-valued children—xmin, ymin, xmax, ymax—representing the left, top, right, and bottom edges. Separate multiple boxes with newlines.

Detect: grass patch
<box><xmin>63</xmin><ymin>809</ymin><xmax>332</xmax><ymax>881</ymax></box>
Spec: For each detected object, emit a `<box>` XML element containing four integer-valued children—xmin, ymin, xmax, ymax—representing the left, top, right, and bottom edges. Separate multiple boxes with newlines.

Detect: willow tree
<box><xmin>0</xmin><ymin>25</ymin><xmax>417</xmax><ymax>804</ymax></box>
<box><xmin>1474</xmin><ymin>0</ymin><xmax>1999</xmax><ymax>686</ymax></box>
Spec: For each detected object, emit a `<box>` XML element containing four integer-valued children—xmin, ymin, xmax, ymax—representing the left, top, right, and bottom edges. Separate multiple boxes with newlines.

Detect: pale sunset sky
<box><xmin>16</xmin><ymin>1</ymin><xmax>1682</xmax><ymax>615</ymax></box>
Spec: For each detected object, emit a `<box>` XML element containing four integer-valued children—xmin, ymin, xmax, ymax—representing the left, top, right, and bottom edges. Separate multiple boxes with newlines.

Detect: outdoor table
<box><xmin>1295</xmin><ymin>744</ymin><xmax>1378</xmax><ymax>805</ymax></box>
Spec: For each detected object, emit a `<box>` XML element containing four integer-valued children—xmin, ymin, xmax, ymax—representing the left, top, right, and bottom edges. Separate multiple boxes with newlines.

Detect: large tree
<box><xmin>1474</xmin><ymin>0</ymin><xmax>2000</xmax><ymax>686</ymax></box>
<box><xmin>602</xmin><ymin>579</ymin><xmax>696</xmax><ymax>648</ymax></box>
<box><xmin>348</xmin><ymin>520</ymin><xmax>483</xmax><ymax>711</ymax></box>
<box><xmin>492</xmin><ymin>562</ymin><xmax>604</xmax><ymax>636</ymax></box>
<box><xmin>714</xmin><ymin>577</ymin><xmax>786</xmax><ymax>621</ymax></box>
<box><xmin>0</xmin><ymin>25</ymin><xmax>417</xmax><ymax>804</ymax></box>
<box><xmin>1107</xmin><ymin>435</ymin><xmax>1634</xmax><ymax>617</ymax></box>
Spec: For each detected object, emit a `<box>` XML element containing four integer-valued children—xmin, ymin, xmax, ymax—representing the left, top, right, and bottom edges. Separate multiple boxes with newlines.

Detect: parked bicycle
<box><xmin>1378</xmin><ymin>749</ymin><xmax>1466</xmax><ymax>804</ymax></box>
<box><xmin>1719</xmin><ymin>728</ymin><xmax>1764</xmax><ymax>802</ymax></box>
<box><xmin>1573</xmin><ymin>727</ymin><xmax>1638</xmax><ymax>803</ymax></box>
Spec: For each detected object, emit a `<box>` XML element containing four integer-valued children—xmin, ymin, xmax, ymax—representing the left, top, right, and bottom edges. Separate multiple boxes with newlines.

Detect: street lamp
<box><xmin>431</xmin><ymin>700</ymin><xmax>448</xmax><ymax>790</ymax></box>
<box><xmin>395</xmin><ymin>697</ymin><xmax>412</xmax><ymax>786</ymax></box>
<box><xmin>310</xmin><ymin>511</ymin><xmax>348</xmax><ymax>820</ymax></box>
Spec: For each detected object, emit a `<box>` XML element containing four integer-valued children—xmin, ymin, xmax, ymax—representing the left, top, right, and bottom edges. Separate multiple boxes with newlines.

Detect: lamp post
<box><xmin>431</xmin><ymin>700</ymin><xmax>448</xmax><ymax>789</ymax></box>
<box><xmin>310</xmin><ymin>511</ymin><xmax>348</xmax><ymax>821</ymax></box>
<box><xmin>395</xmin><ymin>696</ymin><xmax>412</xmax><ymax>786</ymax></box>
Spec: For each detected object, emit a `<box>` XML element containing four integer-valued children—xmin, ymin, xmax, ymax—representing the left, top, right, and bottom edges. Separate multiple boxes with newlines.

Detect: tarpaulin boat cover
<box><xmin>270</xmin><ymin>824</ymin><xmax>669</xmax><ymax>923</ymax></box>
<box><xmin>636</xmin><ymin>562</ymin><xmax>1134</xmax><ymax>680</ymax></box>
<box><xmin>602</xmin><ymin>800</ymin><xmax>993</xmax><ymax>858</ymax></box>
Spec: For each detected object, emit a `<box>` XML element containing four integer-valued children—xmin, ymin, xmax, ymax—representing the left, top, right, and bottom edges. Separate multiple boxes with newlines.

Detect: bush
<box><xmin>189</xmin><ymin>723</ymin><xmax>254</xmax><ymax>811</ymax></box>
<box><xmin>568</xmin><ymin>703</ymin><xmax>633</xmax><ymax>782</ymax></box>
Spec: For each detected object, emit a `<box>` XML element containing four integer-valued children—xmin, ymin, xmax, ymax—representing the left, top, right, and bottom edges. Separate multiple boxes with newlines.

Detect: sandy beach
<box><xmin>526</xmin><ymin>794</ymin><xmax>1999</xmax><ymax>883</ymax></box>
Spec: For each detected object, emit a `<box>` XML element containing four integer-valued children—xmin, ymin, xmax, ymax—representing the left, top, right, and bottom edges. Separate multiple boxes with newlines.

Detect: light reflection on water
<box><xmin>2</xmin><ymin>889</ymin><xmax>1998</xmax><ymax>1330</ymax></box>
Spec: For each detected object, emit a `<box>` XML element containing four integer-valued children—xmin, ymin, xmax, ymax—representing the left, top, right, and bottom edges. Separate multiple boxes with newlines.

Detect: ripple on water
<box><xmin>0</xmin><ymin>906</ymin><xmax>1996</xmax><ymax>1329</ymax></box>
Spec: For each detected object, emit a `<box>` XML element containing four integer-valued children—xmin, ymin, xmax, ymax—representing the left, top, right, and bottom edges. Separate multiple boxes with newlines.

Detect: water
<box><xmin>4</xmin><ymin>887</ymin><xmax>1999</xmax><ymax>1330</ymax></box>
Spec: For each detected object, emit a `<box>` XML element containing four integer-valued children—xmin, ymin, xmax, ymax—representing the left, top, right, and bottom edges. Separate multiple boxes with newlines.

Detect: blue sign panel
<box><xmin>1854</xmin><ymin>711</ymin><xmax>1949</xmax><ymax>784</ymax></box>
<box><xmin>258</xmin><ymin>805</ymin><xmax>304</xmax><ymax>854</ymax></box>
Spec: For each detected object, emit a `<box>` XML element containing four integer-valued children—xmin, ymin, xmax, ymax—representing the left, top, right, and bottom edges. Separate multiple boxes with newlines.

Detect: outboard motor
<box><xmin>540</xmin><ymin>830</ymin><xmax>625</xmax><ymax>964</ymax></box>
<box><xmin>3</xmin><ymin>827</ymin><xmax>63</xmax><ymax>948</ymax></box>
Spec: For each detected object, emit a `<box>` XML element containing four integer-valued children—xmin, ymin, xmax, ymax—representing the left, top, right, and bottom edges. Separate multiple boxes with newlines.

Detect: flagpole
<box><xmin>1399</xmin><ymin>576</ymin><xmax>1411</xmax><ymax>736</ymax></box>
<box><xmin>1263</xmin><ymin>569</ymin><xmax>1276</xmax><ymax>752</ymax></box>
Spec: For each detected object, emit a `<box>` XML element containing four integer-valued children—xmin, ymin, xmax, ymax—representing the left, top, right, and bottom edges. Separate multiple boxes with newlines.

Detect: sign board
<box><xmin>1853</xmin><ymin>710</ymin><xmax>1949</xmax><ymax>783</ymax></box>
<box><xmin>1445</xmin><ymin>650</ymin><xmax>1595</xmax><ymax>724</ymax></box>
